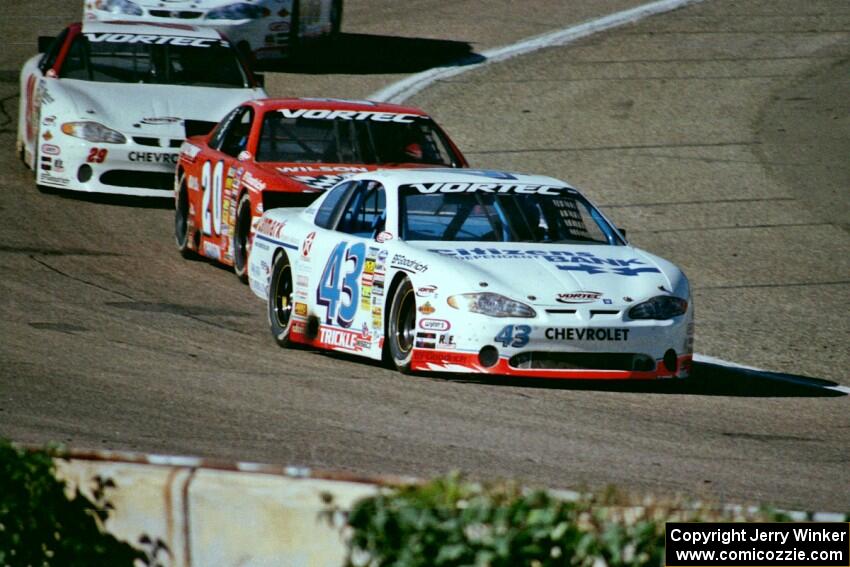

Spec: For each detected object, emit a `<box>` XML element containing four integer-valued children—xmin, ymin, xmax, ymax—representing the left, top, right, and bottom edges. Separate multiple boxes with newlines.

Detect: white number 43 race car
<box><xmin>248</xmin><ymin>169</ymin><xmax>695</xmax><ymax>380</ymax></box>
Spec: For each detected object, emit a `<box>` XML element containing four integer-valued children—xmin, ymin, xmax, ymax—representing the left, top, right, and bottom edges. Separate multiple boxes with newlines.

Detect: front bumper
<box><xmin>410</xmin><ymin>310</ymin><xmax>694</xmax><ymax>380</ymax></box>
<box><xmin>36</xmin><ymin>134</ymin><xmax>181</xmax><ymax>197</ymax></box>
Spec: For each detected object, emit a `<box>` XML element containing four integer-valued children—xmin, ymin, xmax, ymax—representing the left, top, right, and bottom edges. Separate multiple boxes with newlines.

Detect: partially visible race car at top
<box><xmin>174</xmin><ymin>97</ymin><xmax>467</xmax><ymax>281</ymax></box>
<box><xmin>17</xmin><ymin>21</ymin><xmax>267</xmax><ymax>196</ymax></box>
<box><xmin>247</xmin><ymin>169</ymin><xmax>695</xmax><ymax>380</ymax></box>
<box><xmin>84</xmin><ymin>0</ymin><xmax>342</xmax><ymax>60</ymax></box>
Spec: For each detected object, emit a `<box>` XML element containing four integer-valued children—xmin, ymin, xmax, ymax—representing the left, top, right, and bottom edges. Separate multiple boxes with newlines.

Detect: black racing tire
<box><xmin>387</xmin><ymin>277</ymin><xmax>416</xmax><ymax>374</ymax></box>
<box><xmin>330</xmin><ymin>0</ymin><xmax>343</xmax><ymax>36</ymax></box>
<box><xmin>288</xmin><ymin>0</ymin><xmax>301</xmax><ymax>59</ymax></box>
<box><xmin>268</xmin><ymin>251</ymin><xmax>294</xmax><ymax>348</ymax></box>
<box><xmin>174</xmin><ymin>183</ymin><xmax>194</xmax><ymax>258</ymax></box>
<box><xmin>233</xmin><ymin>192</ymin><xmax>252</xmax><ymax>284</ymax></box>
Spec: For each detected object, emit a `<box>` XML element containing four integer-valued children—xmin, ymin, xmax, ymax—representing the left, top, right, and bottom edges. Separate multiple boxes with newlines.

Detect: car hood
<box><xmin>57</xmin><ymin>79</ymin><xmax>264</xmax><ymax>137</ymax></box>
<box><xmin>403</xmin><ymin>241</ymin><xmax>689</xmax><ymax>307</ymax></box>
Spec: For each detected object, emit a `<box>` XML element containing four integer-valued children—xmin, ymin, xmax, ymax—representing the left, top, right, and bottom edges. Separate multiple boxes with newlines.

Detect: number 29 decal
<box><xmin>317</xmin><ymin>241</ymin><xmax>366</xmax><ymax>328</ymax></box>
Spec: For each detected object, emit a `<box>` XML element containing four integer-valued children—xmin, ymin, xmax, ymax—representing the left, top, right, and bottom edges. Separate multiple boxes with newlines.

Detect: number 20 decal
<box><xmin>201</xmin><ymin>160</ymin><xmax>224</xmax><ymax>236</ymax></box>
<box><xmin>495</xmin><ymin>325</ymin><xmax>530</xmax><ymax>348</ymax></box>
<box><xmin>317</xmin><ymin>241</ymin><xmax>366</xmax><ymax>328</ymax></box>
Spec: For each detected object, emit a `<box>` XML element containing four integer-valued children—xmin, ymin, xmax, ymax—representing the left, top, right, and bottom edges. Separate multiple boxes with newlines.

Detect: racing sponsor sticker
<box><xmin>41</xmin><ymin>174</ymin><xmax>69</xmax><ymax>186</ymax></box>
<box><xmin>545</xmin><ymin>328</ymin><xmax>630</xmax><ymax>341</ymax></box>
<box><xmin>418</xmin><ymin>302</ymin><xmax>436</xmax><ymax>315</ymax></box>
<box><xmin>427</xmin><ymin>248</ymin><xmax>660</xmax><ymax>277</ymax></box>
<box><xmin>318</xmin><ymin>325</ymin><xmax>370</xmax><ymax>351</ymax></box>
<box><xmin>404</xmin><ymin>182</ymin><xmax>573</xmax><ymax>195</ymax></box>
<box><xmin>181</xmin><ymin>142</ymin><xmax>202</xmax><ymax>160</ymax></box>
<box><xmin>294</xmin><ymin>302</ymin><xmax>308</xmax><ymax>317</ymax></box>
<box><xmin>129</xmin><ymin>151</ymin><xmax>178</xmax><ymax>164</ymax></box>
<box><xmin>242</xmin><ymin>170</ymin><xmax>266</xmax><ymax>191</ymax></box>
<box><xmin>141</xmin><ymin>116</ymin><xmax>180</xmax><ymax>125</ymax></box>
<box><xmin>279</xmin><ymin>108</ymin><xmax>417</xmax><ymax>123</ymax></box>
<box><xmin>301</xmin><ymin>232</ymin><xmax>316</xmax><ymax>257</ymax></box>
<box><xmin>556</xmin><ymin>291</ymin><xmax>602</xmax><ymax>304</ymax></box>
<box><xmin>278</xmin><ymin>165</ymin><xmax>368</xmax><ymax>173</ymax></box>
<box><xmin>40</xmin><ymin>144</ymin><xmax>60</xmax><ymax>156</ymax></box>
<box><xmin>390</xmin><ymin>254</ymin><xmax>426</xmax><ymax>273</ymax></box>
<box><xmin>437</xmin><ymin>333</ymin><xmax>456</xmax><ymax>349</ymax></box>
<box><xmin>419</xmin><ymin>318</ymin><xmax>449</xmax><ymax>332</ymax></box>
<box><xmin>257</xmin><ymin>217</ymin><xmax>287</xmax><ymax>239</ymax></box>
<box><xmin>203</xmin><ymin>242</ymin><xmax>221</xmax><ymax>260</ymax></box>
<box><xmin>416</xmin><ymin>285</ymin><xmax>437</xmax><ymax>297</ymax></box>
<box><xmin>84</xmin><ymin>33</ymin><xmax>223</xmax><ymax>48</ymax></box>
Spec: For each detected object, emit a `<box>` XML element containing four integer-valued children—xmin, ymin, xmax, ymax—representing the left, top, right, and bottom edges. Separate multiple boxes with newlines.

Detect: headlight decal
<box><xmin>61</xmin><ymin>121</ymin><xmax>126</xmax><ymax>144</ymax></box>
<box><xmin>627</xmin><ymin>295</ymin><xmax>688</xmax><ymax>320</ymax></box>
<box><xmin>448</xmin><ymin>293</ymin><xmax>536</xmax><ymax>318</ymax></box>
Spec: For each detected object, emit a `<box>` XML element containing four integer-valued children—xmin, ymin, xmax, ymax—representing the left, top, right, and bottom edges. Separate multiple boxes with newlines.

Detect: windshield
<box><xmin>255</xmin><ymin>109</ymin><xmax>459</xmax><ymax>166</ymax></box>
<box><xmin>399</xmin><ymin>183</ymin><xmax>621</xmax><ymax>244</ymax></box>
<box><xmin>59</xmin><ymin>33</ymin><xmax>248</xmax><ymax>87</ymax></box>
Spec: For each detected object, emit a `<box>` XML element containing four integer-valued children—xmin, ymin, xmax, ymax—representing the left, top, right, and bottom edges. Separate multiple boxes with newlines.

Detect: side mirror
<box><xmin>38</xmin><ymin>36</ymin><xmax>55</xmax><ymax>54</ymax></box>
<box><xmin>254</xmin><ymin>73</ymin><xmax>265</xmax><ymax>88</ymax></box>
<box><xmin>617</xmin><ymin>227</ymin><xmax>628</xmax><ymax>240</ymax></box>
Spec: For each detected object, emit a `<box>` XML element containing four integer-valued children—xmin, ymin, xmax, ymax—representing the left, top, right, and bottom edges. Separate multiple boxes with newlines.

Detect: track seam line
<box><xmin>369</xmin><ymin>0</ymin><xmax>707</xmax><ymax>104</ymax></box>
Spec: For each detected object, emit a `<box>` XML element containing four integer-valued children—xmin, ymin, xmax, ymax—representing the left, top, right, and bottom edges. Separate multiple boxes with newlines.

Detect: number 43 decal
<box><xmin>317</xmin><ymin>241</ymin><xmax>366</xmax><ymax>328</ymax></box>
<box><xmin>495</xmin><ymin>325</ymin><xmax>530</xmax><ymax>348</ymax></box>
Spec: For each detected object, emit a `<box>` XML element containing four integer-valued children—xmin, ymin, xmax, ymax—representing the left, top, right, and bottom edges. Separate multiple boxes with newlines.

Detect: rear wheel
<box><xmin>233</xmin><ymin>193</ymin><xmax>252</xmax><ymax>283</ymax></box>
<box><xmin>175</xmin><ymin>183</ymin><xmax>194</xmax><ymax>258</ymax></box>
<box><xmin>387</xmin><ymin>277</ymin><xmax>416</xmax><ymax>373</ymax></box>
<box><xmin>268</xmin><ymin>251</ymin><xmax>294</xmax><ymax>347</ymax></box>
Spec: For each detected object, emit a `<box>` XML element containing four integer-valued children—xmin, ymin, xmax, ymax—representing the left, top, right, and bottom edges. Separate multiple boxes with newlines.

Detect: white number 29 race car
<box><xmin>17</xmin><ymin>21</ymin><xmax>266</xmax><ymax>196</ymax></box>
<box><xmin>248</xmin><ymin>169</ymin><xmax>695</xmax><ymax>380</ymax></box>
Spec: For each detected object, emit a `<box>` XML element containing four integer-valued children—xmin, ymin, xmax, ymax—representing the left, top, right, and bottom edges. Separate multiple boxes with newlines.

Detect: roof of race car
<box><xmin>342</xmin><ymin>168</ymin><xmax>574</xmax><ymax>189</ymax></box>
<box><xmin>80</xmin><ymin>20</ymin><xmax>222</xmax><ymax>39</ymax></box>
<box><xmin>249</xmin><ymin>97</ymin><xmax>431</xmax><ymax>116</ymax></box>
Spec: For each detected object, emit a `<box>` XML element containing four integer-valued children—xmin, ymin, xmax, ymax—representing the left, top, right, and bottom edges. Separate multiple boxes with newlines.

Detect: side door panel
<box><xmin>304</xmin><ymin>180</ymin><xmax>388</xmax><ymax>359</ymax></box>
<box><xmin>195</xmin><ymin>106</ymin><xmax>253</xmax><ymax>264</ymax></box>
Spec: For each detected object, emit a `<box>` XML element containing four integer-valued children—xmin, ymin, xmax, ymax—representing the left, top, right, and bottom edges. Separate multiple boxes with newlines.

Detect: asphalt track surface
<box><xmin>1</xmin><ymin>1</ymin><xmax>848</xmax><ymax>511</ymax></box>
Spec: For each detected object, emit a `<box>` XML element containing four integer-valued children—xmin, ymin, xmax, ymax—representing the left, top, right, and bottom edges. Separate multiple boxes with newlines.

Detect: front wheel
<box><xmin>233</xmin><ymin>193</ymin><xmax>252</xmax><ymax>283</ymax></box>
<box><xmin>387</xmin><ymin>277</ymin><xmax>416</xmax><ymax>373</ymax></box>
<box><xmin>268</xmin><ymin>251</ymin><xmax>294</xmax><ymax>347</ymax></box>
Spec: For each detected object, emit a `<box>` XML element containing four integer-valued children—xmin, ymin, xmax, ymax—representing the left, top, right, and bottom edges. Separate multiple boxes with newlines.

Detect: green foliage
<box><xmin>339</xmin><ymin>474</ymin><xmax>794</xmax><ymax>567</ymax></box>
<box><xmin>0</xmin><ymin>440</ymin><xmax>144</xmax><ymax>567</ymax></box>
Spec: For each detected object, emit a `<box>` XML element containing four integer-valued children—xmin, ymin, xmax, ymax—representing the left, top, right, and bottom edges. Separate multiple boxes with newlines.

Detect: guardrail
<box><xmin>53</xmin><ymin>449</ymin><xmax>412</xmax><ymax>567</ymax></box>
<box><xmin>51</xmin><ymin>448</ymin><xmax>846</xmax><ymax>566</ymax></box>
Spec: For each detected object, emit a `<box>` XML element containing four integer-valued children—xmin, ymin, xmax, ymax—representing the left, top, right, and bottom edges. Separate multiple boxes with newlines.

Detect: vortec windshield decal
<box><xmin>427</xmin><ymin>248</ymin><xmax>661</xmax><ymax>277</ymax></box>
<box><xmin>278</xmin><ymin>109</ymin><xmax>417</xmax><ymax>123</ymax></box>
<box><xmin>84</xmin><ymin>33</ymin><xmax>223</xmax><ymax>47</ymax></box>
<box><xmin>403</xmin><ymin>182</ymin><xmax>572</xmax><ymax>195</ymax></box>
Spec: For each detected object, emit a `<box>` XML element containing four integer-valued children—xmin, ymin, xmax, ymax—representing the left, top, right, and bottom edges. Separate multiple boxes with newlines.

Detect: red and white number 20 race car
<box><xmin>174</xmin><ymin>98</ymin><xmax>468</xmax><ymax>281</ymax></box>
